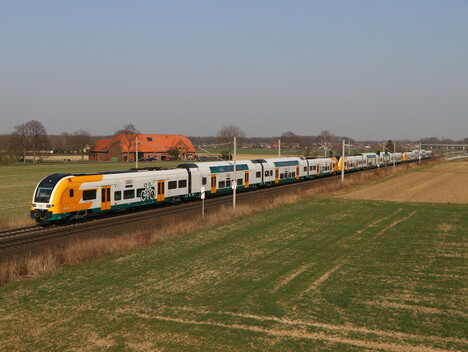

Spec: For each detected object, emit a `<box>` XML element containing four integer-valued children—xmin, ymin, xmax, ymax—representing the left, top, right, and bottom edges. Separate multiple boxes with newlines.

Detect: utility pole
<box><xmin>341</xmin><ymin>139</ymin><xmax>345</xmax><ymax>182</ymax></box>
<box><xmin>201</xmin><ymin>186</ymin><xmax>205</xmax><ymax>219</ymax></box>
<box><xmin>419</xmin><ymin>141</ymin><xmax>421</xmax><ymax>163</ymax></box>
<box><xmin>136</xmin><ymin>136</ymin><xmax>139</xmax><ymax>169</ymax></box>
<box><xmin>233</xmin><ymin>136</ymin><xmax>237</xmax><ymax>210</ymax></box>
<box><xmin>393</xmin><ymin>140</ymin><xmax>396</xmax><ymax>169</ymax></box>
<box><xmin>382</xmin><ymin>140</ymin><xmax>385</xmax><ymax>166</ymax></box>
<box><xmin>278</xmin><ymin>139</ymin><xmax>281</xmax><ymax>158</ymax></box>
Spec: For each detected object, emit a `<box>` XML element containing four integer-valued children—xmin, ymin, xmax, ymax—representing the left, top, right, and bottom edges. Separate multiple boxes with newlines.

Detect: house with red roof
<box><xmin>89</xmin><ymin>134</ymin><xmax>196</xmax><ymax>162</ymax></box>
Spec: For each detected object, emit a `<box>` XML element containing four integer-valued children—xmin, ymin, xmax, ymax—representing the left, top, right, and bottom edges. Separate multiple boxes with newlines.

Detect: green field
<box><xmin>0</xmin><ymin>161</ymin><xmax>184</xmax><ymax>227</ymax></box>
<box><xmin>0</xmin><ymin>197</ymin><xmax>466</xmax><ymax>351</ymax></box>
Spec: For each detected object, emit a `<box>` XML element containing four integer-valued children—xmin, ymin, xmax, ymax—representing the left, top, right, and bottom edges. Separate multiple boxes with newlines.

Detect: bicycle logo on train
<box><xmin>140</xmin><ymin>182</ymin><xmax>156</xmax><ymax>201</ymax></box>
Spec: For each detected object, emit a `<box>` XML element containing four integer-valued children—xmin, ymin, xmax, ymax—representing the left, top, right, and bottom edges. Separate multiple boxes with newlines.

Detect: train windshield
<box><xmin>34</xmin><ymin>187</ymin><xmax>53</xmax><ymax>203</ymax></box>
<box><xmin>33</xmin><ymin>173</ymin><xmax>70</xmax><ymax>203</ymax></box>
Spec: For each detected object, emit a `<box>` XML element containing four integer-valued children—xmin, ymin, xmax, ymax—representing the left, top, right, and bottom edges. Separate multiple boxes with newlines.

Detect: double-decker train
<box><xmin>31</xmin><ymin>150</ymin><xmax>432</xmax><ymax>224</ymax></box>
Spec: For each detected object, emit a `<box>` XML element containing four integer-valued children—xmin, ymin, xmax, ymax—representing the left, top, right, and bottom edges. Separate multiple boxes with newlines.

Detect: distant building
<box><xmin>89</xmin><ymin>134</ymin><xmax>196</xmax><ymax>162</ymax></box>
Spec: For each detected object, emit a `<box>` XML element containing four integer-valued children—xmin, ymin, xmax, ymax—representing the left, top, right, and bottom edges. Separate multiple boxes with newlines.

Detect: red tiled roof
<box><xmin>90</xmin><ymin>134</ymin><xmax>195</xmax><ymax>153</ymax></box>
<box><xmin>89</xmin><ymin>139</ymin><xmax>113</xmax><ymax>153</ymax></box>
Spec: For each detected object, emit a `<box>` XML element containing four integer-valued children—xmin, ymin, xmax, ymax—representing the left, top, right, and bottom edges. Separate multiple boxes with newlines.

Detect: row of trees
<box><xmin>2</xmin><ymin>120</ymin><xmax>466</xmax><ymax>162</ymax></box>
<box><xmin>1</xmin><ymin>120</ymin><xmax>91</xmax><ymax>162</ymax></box>
<box><xmin>2</xmin><ymin>122</ymin><xmax>180</xmax><ymax>162</ymax></box>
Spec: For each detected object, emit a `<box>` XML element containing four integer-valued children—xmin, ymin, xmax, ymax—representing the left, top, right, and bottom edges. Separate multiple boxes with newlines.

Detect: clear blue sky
<box><xmin>1</xmin><ymin>0</ymin><xmax>467</xmax><ymax>140</ymax></box>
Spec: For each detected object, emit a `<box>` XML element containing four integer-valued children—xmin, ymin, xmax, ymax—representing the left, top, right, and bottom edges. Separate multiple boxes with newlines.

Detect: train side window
<box><xmin>123</xmin><ymin>189</ymin><xmax>135</xmax><ymax>199</ymax></box>
<box><xmin>178</xmin><ymin>180</ymin><xmax>187</xmax><ymax>188</ymax></box>
<box><xmin>114</xmin><ymin>191</ymin><xmax>122</xmax><ymax>201</ymax></box>
<box><xmin>168</xmin><ymin>181</ymin><xmax>177</xmax><ymax>189</ymax></box>
<box><xmin>219</xmin><ymin>181</ymin><xmax>226</xmax><ymax>188</ymax></box>
<box><xmin>256</xmin><ymin>171</ymin><xmax>261</xmax><ymax>178</ymax></box>
<box><xmin>137</xmin><ymin>188</ymin><xmax>144</xmax><ymax>197</ymax></box>
<box><xmin>83</xmin><ymin>190</ymin><xmax>96</xmax><ymax>201</ymax></box>
<box><xmin>226</xmin><ymin>179</ymin><xmax>231</xmax><ymax>188</ymax></box>
<box><xmin>237</xmin><ymin>178</ymin><xmax>243</xmax><ymax>185</ymax></box>
<box><xmin>202</xmin><ymin>177</ymin><xmax>207</xmax><ymax>185</ymax></box>
<box><xmin>69</xmin><ymin>189</ymin><xmax>74</xmax><ymax>198</ymax></box>
<box><xmin>304</xmin><ymin>167</ymin><xmax>307</xmax><ymax>172</ymax></box>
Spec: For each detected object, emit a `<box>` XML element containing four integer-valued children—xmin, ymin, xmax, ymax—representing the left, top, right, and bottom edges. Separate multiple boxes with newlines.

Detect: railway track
<box><xmin>0</xmin><ymin>162</ymin><xmax>426</xmax><ymax>253</ymax></box>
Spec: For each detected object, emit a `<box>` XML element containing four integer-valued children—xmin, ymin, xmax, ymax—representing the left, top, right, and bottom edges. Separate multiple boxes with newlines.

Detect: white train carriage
<box><xmin>379</xmin><ymin>152</ymin><xmax>391</xmax><ymax>166</ymax></box>
<box><xmin>337</xmin><ymin>155</ymin><xmax>364</xmax><ymax>172</ymax></box>
<box><xmin>306</xmin><ymin>157</ymin><xmax>339</xmax><ymax>177</ymax></box>
<box><xmin>249</xmin><ymin>159</ymin><xmax>276</xmax><ymax>185</ymax></box>
<box><xmin>389</xmin><ymin>152</ymin><xmax>402</xmax><ymax>164</ymax></box>
<box><xmin>260</xmin><ymin>157</ymin><xmax>305</xmax><ymax>185</ymax></box>
<box><xmin>421</xmin><ymin>150</ymin><xmax>433</xmax><ymax>159</ymax></box>
<box><xmin>179</xmin><ymin>160</ymin><xmax>261</xmax><ymax>195</ymax></box>
<box><xmin>403</xmin><ymin>151</ymin><xmax>418</xmax><ymax>162</ymax></box>
<box><xmin>361</xmin><ymin>153</ymin><xmax>380</xmax><ymax>168</ymax></box>
<box><xmin>31</xmin><ymin>167</ymin><xmax>193</xmax><ymax>222</ymax></box>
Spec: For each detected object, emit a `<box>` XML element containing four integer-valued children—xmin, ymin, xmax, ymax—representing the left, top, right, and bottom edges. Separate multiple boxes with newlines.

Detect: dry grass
<box><xmin>0</xmin><ymin>214</ymin><xmax>34</xmax><ymax>230</ymax></box>
<box><xmin>0</xmin><ymin>162</ymin><xmax>426</xmax><ymax>286</ymax></box>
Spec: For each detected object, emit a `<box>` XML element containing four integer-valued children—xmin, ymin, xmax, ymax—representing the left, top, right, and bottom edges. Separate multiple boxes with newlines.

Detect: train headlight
<box><xmin>32</xmin><ymin>203</ymin><xmax>37</xmax><ymax>207</ymax></box>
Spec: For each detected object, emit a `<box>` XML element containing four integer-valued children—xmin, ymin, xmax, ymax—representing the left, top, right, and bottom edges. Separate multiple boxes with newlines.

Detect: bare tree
<box><xmin>319</xmin><ymin>130</ymin><xmax>335</xmax><ymax>157</ymax></box>
<box><xmin>59</xmin><ymin>132</ymin><xmax>71</xmax><ymax>152</ymax></box>
<box><xmin>217</xmin><ymin>125</ymin><xmax>246</xmax><ymax>159</ymax></box>
<box><xmin>280</xmin><ymin>131</ymin><xmax>300</xmax><ymax>147</ymax></box>
<box><xmin>71</xmin><ymin>130</ymin><xmax>91</xmax><ymax>160</ymax></box>
<box><xmin>12</xmin><ymin>124</ymin><xmax>29</xmax><ymax>162</ymax></box>
<box><xmin>385</xmin><ymin>139</ymin><xmax>395</xmax><ymax>153</ymax></box>
<box><xmin>12</xmin><ymin>120</ymin><xmax>48</xmax><ymax>162</ymax></box>
<box><xmin>114</xmin><ymin>124</ymin><xmax>140</xmax><ymax>162</ymax></box>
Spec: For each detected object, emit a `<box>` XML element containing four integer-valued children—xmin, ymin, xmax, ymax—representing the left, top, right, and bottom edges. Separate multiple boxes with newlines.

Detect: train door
<box><xmin>244</xmin><ymin>171</ymin><xmax>249</xmax><ymax>188</ymax></box>
<box><xmin>296</xmin><ymin>166</ymin><xmax>300</xmax><ymax>180</ymax></box>
<box><xmin>211</xmin><ymin>175</ymin><xmax>217</xmax><ymax>194</ymax></box>
<box><xmin>157</xmin><ymin>181</ymin><xmax>165</xmax><ymax>202</ymax></box>
<box><xmin>275</xmin><ymin>169</ymin><xmax>279</xmax><ymax>184</ymax></box>
<box><xmin>101</xmin><ymin>186</ymin><xmax>111</xmax><ymax>211</ymax></box>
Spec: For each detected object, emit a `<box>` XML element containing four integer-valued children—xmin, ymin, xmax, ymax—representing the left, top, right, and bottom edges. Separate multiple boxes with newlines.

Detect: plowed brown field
<box><xmin>338</xmin><ymin>160</ymin><xmax>468</xmax><ymax>203</ymax></box>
